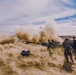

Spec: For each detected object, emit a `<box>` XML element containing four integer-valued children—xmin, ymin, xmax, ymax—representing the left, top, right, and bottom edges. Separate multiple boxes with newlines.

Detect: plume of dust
<box><xmin>15</xmin><ymin>20</ymin><xmax>63</xmax><ymax>43</ymax></box>
<box><xmin>16</xmin><ymin>26</ymin><xmax>41</xmax><ymax>42</ymax></box>
<box><xmin>39</xmin><ymin>31</ymin><xmax>46</xmax><ymax>42</ymax></box>
<box><xmin>33</xmin><ymin>21</ymin><xmax>59</xmax><ymax>42</ymax></box>
<box><xmin>31</xmin><ymin>34</ymin><xmax>40</xmax><ymax>43</ymax></box>
<box><xmin>0</xmin><ymin>33</ymin><xmax>15</xmax><ymax>44</ymax></box>
<box><xmin>16</xmin><ymin>29</ymin><xmax>30</xmax><ymax>41</ymax></box>
<box><xmin>39</xmin><ymin>21</ymin><xmax>60</xmax><ymax>42</ymax></box>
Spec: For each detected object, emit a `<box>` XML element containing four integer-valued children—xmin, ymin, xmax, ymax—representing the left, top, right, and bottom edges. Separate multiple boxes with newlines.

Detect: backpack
<box><xmin>63</xmin><ymin>40</ymin><xmax>71</xmax><ymax>48</ymax></box>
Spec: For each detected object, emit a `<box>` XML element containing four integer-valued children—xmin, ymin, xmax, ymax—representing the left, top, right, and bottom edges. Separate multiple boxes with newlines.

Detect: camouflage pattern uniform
<box><xmin>63</xmin><ymin>38</ymin><xmax>74</xmax><ymax>62</ymax></box>
<box><xmin>47</xmin><ymin>40</ymin><xmax>53</xmax><ymax>55</ymax></box>
<box><xmin>73</xmin><ymin>37</ymin><xmax>76</xmax><ymax>54</ymax></box>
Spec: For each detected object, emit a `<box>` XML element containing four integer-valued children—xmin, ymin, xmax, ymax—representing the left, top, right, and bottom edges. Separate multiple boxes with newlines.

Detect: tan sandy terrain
<box><xmin>0</xmin><ymin>42</ymin><xmax>76</xmax><ymax>75</ymax></box>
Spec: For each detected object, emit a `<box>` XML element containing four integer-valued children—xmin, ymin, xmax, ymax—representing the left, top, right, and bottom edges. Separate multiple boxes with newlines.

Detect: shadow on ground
<box><xmin>62</xmin><ymin>61</ymin><xmax>73</xmax><ymax>72</ymax></box>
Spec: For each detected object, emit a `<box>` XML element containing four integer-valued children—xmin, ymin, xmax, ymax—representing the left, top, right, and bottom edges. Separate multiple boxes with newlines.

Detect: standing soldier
<box><xmin>63</xmin><ymin>38</ymin><xmax>74</xmax><ymax>63</ymax></box>
<box><xmin>72</xmin><ymin>36</ymin><xmax>76</xmax><ymax>54</ymax></box>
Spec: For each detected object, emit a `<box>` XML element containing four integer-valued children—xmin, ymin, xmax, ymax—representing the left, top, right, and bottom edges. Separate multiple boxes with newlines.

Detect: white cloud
<box><xmin>0</xmin><ymin>0</ymin><xmax>76</xmax><ymax>36</ymax></box>
<box><xmin>61</xmin><ymin>0</ymin><xmax>73</xmax><ymax>5</ymax></box>
<box><xmin>0</xmin><ymin>0</ymin><xmax>74</xmax><ymax>25</ymax></box>
<box><xmin>0</xmin><ymin>0</ymin><xmax>49</xmax><ymax>23</ymax></box>
<box><xmin>52</xmin><ymin>9</ymin><xmax>76</xmax><ymax>19</ymax></box>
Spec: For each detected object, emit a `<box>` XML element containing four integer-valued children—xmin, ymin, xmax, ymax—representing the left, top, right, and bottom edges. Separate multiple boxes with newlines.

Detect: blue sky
<box><xmin>0</xmin><ymin>0</ymin><xmax>76</xmax><ymax>35</ymax></box>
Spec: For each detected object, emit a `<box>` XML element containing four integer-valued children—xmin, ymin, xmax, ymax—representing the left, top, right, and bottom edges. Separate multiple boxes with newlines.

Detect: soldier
<box><xmin>47</xmin><ymin>40</ymin><xmax>53</xmax><ymax>55</ymax></box>
<box><xmin>63</xmin><ymin>38</ymin><xmax>74</xmax><ymax>63</ymax></box>
<box><xmin>72</xmin><ymin>36</ymin><xmax>76</xmax><ymax>54</ymax></box>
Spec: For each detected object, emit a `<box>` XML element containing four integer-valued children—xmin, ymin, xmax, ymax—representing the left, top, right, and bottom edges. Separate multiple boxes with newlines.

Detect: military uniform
<box><xmin>63</xmin><ymin>38</ymin><xmax>74</xmax><ymax>62</ymax></box>
<box><xmin>73</xmin><ymin>40</ymin><xmax>76</xmax><ymax>54</ymax></box>
<box><xmin>47</xmin><ymin>40</ymin><xmax>53</xmax><ymax>55</ymax></box>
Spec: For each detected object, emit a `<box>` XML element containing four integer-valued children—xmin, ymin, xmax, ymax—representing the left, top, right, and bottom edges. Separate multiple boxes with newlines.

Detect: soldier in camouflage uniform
<box><xmin>72</xmin><ymin>36</ymin><xmax>76</xmax><ymax>54</ymax></box>
<box><xmin>63</xmin><ymin>38</ymin><xmax>74</xmax><ymax>63</ymax></box>
<box><xmin>47</xmin><ymin>40</ymin><xmax>53</xmax><ymax>55</ymax></box>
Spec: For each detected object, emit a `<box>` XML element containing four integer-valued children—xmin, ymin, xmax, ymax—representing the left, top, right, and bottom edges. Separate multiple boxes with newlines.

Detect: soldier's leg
<box><xmin>74</xmin><ymin>48</ymin><xmax>76</xmax><ymax>54</ymax></box>
<box><xmin>69</xmin><ymin>54</ymin><xmax>74</xmax><ymax>62</ymax></box>
<box><xmin>47</xmin><ymin>48</ymin><xmax>53</xmax><ymax>55</ymax></box>
<box><xmin>47</xmin><ymin>47</ymin><xmax>50</xmax><ymax>54</ymax></box>
<box><xmin>68</xmin><ymin>51</ymin><xmax>74</xmax><ymax>62</ymax></box>
<box><xmin>65</xmin><ymin>55</ymin><xmax>69</xmax><ymax>62</ymax></box>
<box><xmin>64</xmin><ymin>52</ymin><xmax>69</xmax><ymax>62</ymax></box>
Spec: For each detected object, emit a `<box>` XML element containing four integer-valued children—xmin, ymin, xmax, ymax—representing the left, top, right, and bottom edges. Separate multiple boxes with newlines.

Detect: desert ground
<box><xmin>0</xmin><ymin>34</ymin><xmax>76</xmax><ymax>75</ymax></box>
